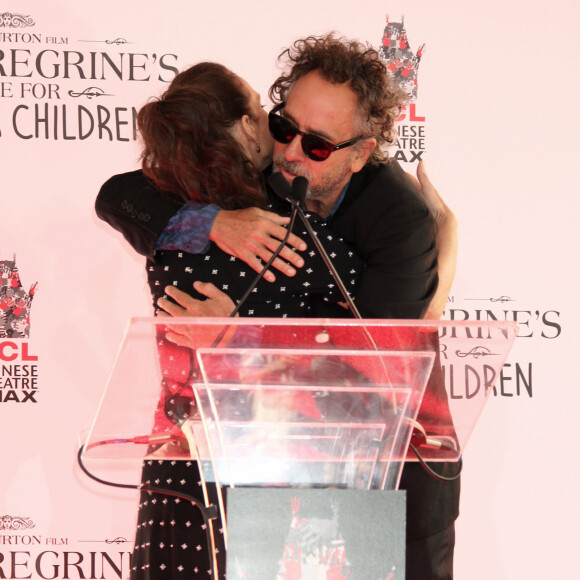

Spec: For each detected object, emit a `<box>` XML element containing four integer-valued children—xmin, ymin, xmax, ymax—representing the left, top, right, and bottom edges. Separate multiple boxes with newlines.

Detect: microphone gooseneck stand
<box><xmin>267</xmin><ymin>172</ymin><xmax>362</xmax><ymax>319</ymax></box>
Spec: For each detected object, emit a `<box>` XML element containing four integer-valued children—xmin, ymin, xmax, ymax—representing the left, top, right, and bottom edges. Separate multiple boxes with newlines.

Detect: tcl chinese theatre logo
<box><xmin>1</xmin><ymin>256</ymin><xmax>38</xmax><ymax>404</ymax></box>
<box><xmin>380</xmin><ymin>15</ymin><xmax>426</xmax><ymax>164</ymax></box>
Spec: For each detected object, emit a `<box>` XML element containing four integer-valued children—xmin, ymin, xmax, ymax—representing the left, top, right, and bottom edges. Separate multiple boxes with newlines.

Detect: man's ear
<box><xmin>349</xmin><ymin>138</ymin><xmax>377</xmax><ymax>173</ymax></box>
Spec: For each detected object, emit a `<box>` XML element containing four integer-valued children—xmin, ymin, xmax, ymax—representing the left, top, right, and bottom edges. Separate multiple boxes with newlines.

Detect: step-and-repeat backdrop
<box><xmin>2</xmin><ymin>1</ymin><xmax>578</xmax><ymax>578</ymax></box>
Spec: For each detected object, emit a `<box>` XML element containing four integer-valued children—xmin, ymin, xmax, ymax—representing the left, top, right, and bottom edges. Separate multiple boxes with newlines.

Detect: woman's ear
<box><xmin>239</xmin><ymin>114</ymin><xmax>258</xmax><ymax>143</ymax></box>
<box><xmin>233</xmin><ymin>114</ymin><xmax>262</xmax><ymax>164</ymax></box>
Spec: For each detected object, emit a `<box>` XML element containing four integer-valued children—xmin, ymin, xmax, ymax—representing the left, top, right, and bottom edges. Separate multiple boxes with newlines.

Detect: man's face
<box><xmin>273</xmin><ymin>71</ymin><xmax>372</xmax><ymax>215</ymax></box>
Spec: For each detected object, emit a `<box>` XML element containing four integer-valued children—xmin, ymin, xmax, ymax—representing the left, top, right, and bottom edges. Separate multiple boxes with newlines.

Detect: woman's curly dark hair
<box><xmin>269</xmin><ymin>34</ymin><xmax>407</xmax><ymax>165</ymax></box>
<box><xmin>138</xmin><ymin>62</ymin><xmax>266</xmax><ymax>209</ymax></box>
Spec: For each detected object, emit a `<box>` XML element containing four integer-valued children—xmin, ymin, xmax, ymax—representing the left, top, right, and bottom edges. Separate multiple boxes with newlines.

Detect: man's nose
<box><xmin>284</xmin><ymin>134</ymin><xmax>305</xmax><ymax>162</ymax></box>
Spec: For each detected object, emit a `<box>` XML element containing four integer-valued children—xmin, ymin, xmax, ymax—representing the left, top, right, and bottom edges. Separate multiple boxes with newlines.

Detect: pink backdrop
<box><xmin>2</xmin><ymin>1</ymin><xmax>579</xmax><ymax>578</ymax></box>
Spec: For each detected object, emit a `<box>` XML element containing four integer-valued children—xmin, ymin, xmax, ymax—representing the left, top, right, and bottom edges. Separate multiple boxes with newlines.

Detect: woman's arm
<box><xmin>156</xmin><ymin>162</ymin><xmax>458</xmax><ymax>321</ymax></box>
<box><xmin>96</xmin><ymin>170</ymin><xmax>307</xmax><ymax>281</ymax></box>
<box><xmin>407</xmin><ymin>162</ymin><xmax>458</xmax><ymax>320</ymax></box>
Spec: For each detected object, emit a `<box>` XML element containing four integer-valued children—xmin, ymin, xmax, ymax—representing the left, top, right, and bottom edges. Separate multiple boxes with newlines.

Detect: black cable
<box><xmin>77</xmin><ymin>444</ymin><xmax>219</xmax><ymax>577</ymax></box>
<box><xmin>370</xmin><ymin>433</ymin><xmax>463</xmax><ymax>487</ymax></box>
<box><xmin>77</xmin><ymin>444</ymin><xmax>218</xmax><ymax>516</ymax></box>
<box><xmin>407</xmin><ymin>441</ymin><xmax>463</xmax><ymax>482</ymax></box>
<box><xmin>77</xmin><ymin>444</ymin><xmax>141</xmax><ymax>490</ymax></box>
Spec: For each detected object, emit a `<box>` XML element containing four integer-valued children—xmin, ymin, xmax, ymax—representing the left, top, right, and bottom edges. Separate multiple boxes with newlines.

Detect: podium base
<box><xmin>226</xmin><ymin>487</ymin><xmax>406</xmax><ymax>579</ymax></box>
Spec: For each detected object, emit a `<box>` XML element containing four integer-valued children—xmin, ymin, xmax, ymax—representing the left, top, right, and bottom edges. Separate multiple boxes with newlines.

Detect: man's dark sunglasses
<box><xmin>268</xmin><ymin>106</ymin><xmax>362</xmax><ymax>162</ymax></box>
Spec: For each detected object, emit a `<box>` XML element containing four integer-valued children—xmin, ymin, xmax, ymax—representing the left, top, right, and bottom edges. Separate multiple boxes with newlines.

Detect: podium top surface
<box><xmin>82</xmin><ymin>318</ymin><xmax>517</xmax><ymax>488</ymax></box>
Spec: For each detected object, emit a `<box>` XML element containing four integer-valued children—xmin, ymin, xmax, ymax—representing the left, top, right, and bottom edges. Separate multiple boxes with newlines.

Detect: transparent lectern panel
<box><xmin>190</xmin><ymin>348</ymin><xmax>434</xmax><ymax>490</ymax></box>
<box><xmin>81</xmin><ymin>318</ymin><xmax>517</xmax><ymax>488</ymax></box>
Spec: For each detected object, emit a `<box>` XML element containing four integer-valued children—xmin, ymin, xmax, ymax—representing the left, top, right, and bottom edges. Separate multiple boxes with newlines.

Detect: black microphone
<box><xmin>292</xmin><ymin>176</ymin><xmax>309</xmax><ymax>203</ymax></box>
<box><xmin>267</xmin><ymin>172</ymin><xmax>294</xmax><ymax>203</ymax></box>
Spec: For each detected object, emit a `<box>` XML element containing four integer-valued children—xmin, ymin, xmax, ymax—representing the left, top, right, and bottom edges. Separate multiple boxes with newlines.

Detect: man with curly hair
<box><xmin>97</xmin><ymin>34</ymin><xmax>458</xmax><ymax>579</ymax></box>
<box><xmin>263</xmin><ymin>35</ymin><xmax>457</xmax><ymax>578</ymax></box>
<box><xmin>263</xmin><ymin>35</ymin><xmax>441</xmax><ymax>321</ymax></box>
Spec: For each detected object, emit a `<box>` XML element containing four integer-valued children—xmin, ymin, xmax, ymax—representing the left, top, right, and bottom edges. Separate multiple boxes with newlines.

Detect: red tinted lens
<box><xmin>302</xmin><ymin>135</ymin><xmax>333</xmax><ymax>161</ymax></box>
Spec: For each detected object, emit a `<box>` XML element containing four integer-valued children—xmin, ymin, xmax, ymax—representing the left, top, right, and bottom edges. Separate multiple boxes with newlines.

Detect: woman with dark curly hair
<box><xmin>139</xmin><ymin>62</ymin><xmax>269</xmax><ymax>211</ymax></box>
<box><xmin>128</xmin><ymin>61</ymin><xmax>365</xmax><ymax>580</ymax></box>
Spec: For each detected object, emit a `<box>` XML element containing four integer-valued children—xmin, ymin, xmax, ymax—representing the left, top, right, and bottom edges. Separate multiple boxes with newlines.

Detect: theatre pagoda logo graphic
<box><xmin>0</xmin><ymin>256</ymin><xmax>37</xmax><ymax>338</ymax></box>
<box><xmin>379</xmin><ymin>15</ymin><xmax>426</xmax><ymax>164</ymax></box>
<box><xmin>379</xmin><ymin>15</ymin><xmax>424</xmax><ymax>101</ymax></box>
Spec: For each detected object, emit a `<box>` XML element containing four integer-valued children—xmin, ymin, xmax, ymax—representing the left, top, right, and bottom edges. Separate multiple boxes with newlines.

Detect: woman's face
<box><xmin>237</xmin><ymin>76</ymin><xmax>274</xmax><ymax>170</ymax></box>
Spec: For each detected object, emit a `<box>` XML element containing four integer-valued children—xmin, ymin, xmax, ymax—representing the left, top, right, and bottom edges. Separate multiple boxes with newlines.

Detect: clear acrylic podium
<box><xmin>81</xmin><ymin>317</ymin><xmax>517</xmax><ymax>576</ymax></box>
